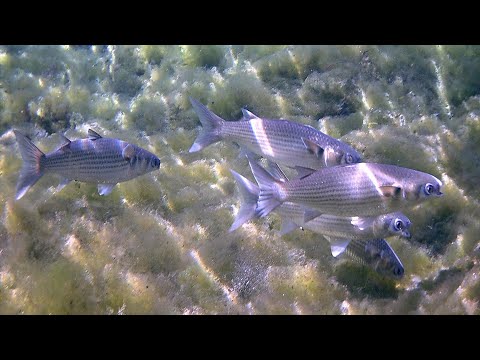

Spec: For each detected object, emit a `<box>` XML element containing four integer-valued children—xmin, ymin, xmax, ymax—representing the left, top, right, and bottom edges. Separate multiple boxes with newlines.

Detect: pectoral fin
<box><xmin>324</xmin><ymin>147</ymin><xmax>338</xmax><ymax>167</ymax></box>
<box><xmin>350</xmin><ymin>216</ymin><xmax>373</xmax><ymax>231</ymax></box>
<box><xmin>98</xmin><ymin>184</ymin><xmax>116</xmax><ymax>196</ymax></box>
<box><xmin>122</xmin><ymin>144</ymin><xmax>136</xmax><ymax>162</ymax></box>
<box><xmin>302</xmin><ymin>138</ymin><xmax>324</xmax><ymax>158</ymax></box>
<box><xmin>379</xmin><ymin>185</ymin><xmax>403</xmax><ymax>198</ymax></box>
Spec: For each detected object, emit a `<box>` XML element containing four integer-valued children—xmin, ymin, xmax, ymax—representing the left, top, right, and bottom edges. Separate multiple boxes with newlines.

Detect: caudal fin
<box><xmin>229</xmin><ymin>170</ymin><xmax>260</xmax><ymax>232</ymax></box>
<box><xmin>13</xmin><ymin>130</ymin><xmax>46</xmax><ymax>200</ymax></box>
<box><xmin>189</xmin><ymin>97</ymin><xmax>224</xmax><ymax>152</ymax></box>
<box><xmin>248</xmin><ymin>159</ymin><xmax>282</xmax><ymax>218</ymax></box>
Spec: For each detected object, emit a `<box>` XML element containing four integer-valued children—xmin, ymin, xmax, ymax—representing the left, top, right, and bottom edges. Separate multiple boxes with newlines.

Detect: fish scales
<box><xmin>222</xmin><ymin>119</ymin><xmax>347</xmax><ymax>168</ymax></box>
<box><xmin>269</xmin><ymin>162</ymin><xmax>442</xmax><ymax>217</ymax></box>
<box><xmin>189</xmin><ymin>98</ymin><xmax>361</xmax><ymax>169</ymax></box>
<box><xmin>13</xmin><ymin>129</ymin><xmax>161</xmax><ymax>199</ymax></box>
<box><xmin>45</xmin><ymin>139</ymin><xmax>131</xmax><ymax>183</ymax></box>
<box><xmin>276</xmin><ymin>203</ymin><xmax>410</xmax><ymax>240</ymax></box>
<box><xmin>228</xmin><ymin>168</ymin><xmax>412</xmax><ymax>239</ymax></box>
<box><xmin>343</xmin><ymin>238</ymin><xmax>405</xmax><ymax>279</ymax></box>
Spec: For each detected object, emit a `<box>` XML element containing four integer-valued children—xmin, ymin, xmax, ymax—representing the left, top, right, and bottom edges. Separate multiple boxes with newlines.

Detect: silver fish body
<box><xmin>14</xmin><ymin>129</ymin><xmax>161</xmax><ymax>200</ymax></box>
<box><xmin>250</xmin><ymin>160</ymin><xmax>443</xmax><ymax>218</ymax></box>
<box><xmin>343</xmin><ymin>238</ymin><xmax>405</xmax><ymax>279</ymax></box>
<box><xmin>277</xmin><ymin>204</ymin><xmax>411</xmax><ymax>240</ymax></box>
<box><xmin>189</xmin><ymin>97</ymin><xmax>362</xmax><ymax>169</ymax></box>
<box><xmin>229</xmin><ymin>168</ymin><xmax>412</xmax><ymax>240</ymax></box>
<box><xmin>229</xmin><ymin>169</ymin><xmax>405</xmax><ymax>279</ymax></box>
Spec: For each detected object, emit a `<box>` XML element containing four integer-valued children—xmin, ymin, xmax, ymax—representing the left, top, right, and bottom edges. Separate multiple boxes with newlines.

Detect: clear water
<box><xmin>0</xmin><ymin>45</ymin><xmax>479</xmax><ymax>314</ymax></box>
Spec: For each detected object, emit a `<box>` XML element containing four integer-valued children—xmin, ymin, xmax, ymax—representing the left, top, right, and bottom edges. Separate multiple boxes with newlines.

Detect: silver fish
<box><xmin>189</xmin><ymin>97</ymin><xmax>362</xmax><ymax>170</ymax></box>
<box><xmin>229</xmin><ymin>169</ymin><xmax>405</xmax><ymax>279</ymax></box>
<box><xmin>229</xmin><ymin>169</ymin><xmax>411</xmax><ymax>254</ymax></box>
<box><xmin>249</xmin><ymin>160</ymin><xmax>443</xmax><ymax>219</ymax></box>
<box><xmin>13</xmin><ymin>129</ymin><xmax>161</xmax><ymax>200</ymax></box>
<box><xmin>343</xmin><ymin>238</ymin><xmax>405</xmax><ymax>279</ymax></box>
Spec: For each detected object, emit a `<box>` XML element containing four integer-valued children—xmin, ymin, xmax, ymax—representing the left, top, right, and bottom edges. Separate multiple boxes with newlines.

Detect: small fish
<box><xmin>342</xmin><ymin>238</ymin><xmax>405</xmax><ymax>279</ymax></box>
<box><xmin>189</xmin><ymin>97</ymin><xmax>361</xmax><ymax>170</ymax></box>
<box><xmin>229</xmin><ymin>169</ymin><xmax>411</xmax><ymax>253</ymax></box>
<box><xmin>248</xmin><ymin>159</ymin><xmax>443</xmax><ymax>219</ymax></box>
<box><xmin>229</xmin><ymin>169</ymin><xmax>405</xmax><ymax>279</ymax></box>
<box><xmin>13</xmin><ymin>129</ymin><xmax>161</xmax><ymax>200</ymax></box>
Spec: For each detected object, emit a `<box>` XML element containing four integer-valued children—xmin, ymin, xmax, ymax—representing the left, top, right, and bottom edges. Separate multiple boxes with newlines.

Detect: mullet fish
<box><xmin>189</xmin><ymin>97</ymin><xmax>361</xmax><ymax>170</ymax></box>
<box><xmin>14</xmin><ymin>129</ymin><xmax>161</xmax><ymax>200</ymax></box>
<box><xmin>343</xmin><ymin>238</ymin><xmax>405</xmax><ymax>279</ymax></box>
<box><xmin>229</xmin><ymin>169</ymin><xmax>411</xmax><ymax>257</ymax></box>
<box><xmin>248</xmin><ymin>159</ymin><xmax>443</xmax><ymax>220</ymax></box>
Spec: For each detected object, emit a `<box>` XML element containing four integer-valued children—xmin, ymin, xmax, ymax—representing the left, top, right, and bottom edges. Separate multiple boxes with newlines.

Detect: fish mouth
<box><xmin>402</xmin><ymin>230</ymin><xmax>411</xmax><ymax>239</ymax></box>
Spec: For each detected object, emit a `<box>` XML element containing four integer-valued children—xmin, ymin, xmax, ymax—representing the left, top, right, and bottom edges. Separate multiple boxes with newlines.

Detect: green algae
<box><xmin>1</xmin><ymin>45</ymin><xmax>480</xmax><ymax>314</ymax></box>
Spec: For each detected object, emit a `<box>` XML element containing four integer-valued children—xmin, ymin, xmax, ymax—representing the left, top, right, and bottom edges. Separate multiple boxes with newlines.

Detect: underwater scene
<box><xmin>0</xmin><ymin>45</ymin><xmax>479</xmax><ymax>314</ymax></box>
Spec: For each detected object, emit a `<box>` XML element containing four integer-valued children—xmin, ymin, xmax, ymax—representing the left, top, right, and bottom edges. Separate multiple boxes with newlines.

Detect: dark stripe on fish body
<box><xmin>221</xmin><ymin>119</ymin><xmax>359</xmax><ymax>169</ymax></box>
<box><xmin>43</xmin><ymin>138</ymin><xmax>134</xmax><ymax>183</ymax></box>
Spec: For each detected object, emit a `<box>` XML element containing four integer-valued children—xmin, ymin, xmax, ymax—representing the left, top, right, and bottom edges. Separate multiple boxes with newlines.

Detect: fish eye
<box><xmin>424</xmin><ymin>183</ymin><xmax>435</xmax><ymax>196</ymax></box>
<box><xmin>393</xmin><ymin>266</ymin><xmax>404</xmax><ymax>277</ymax></box>
<box><xmin>394</xmin><ymin>219</ymin><xmax>404</xmax><ymax>231</ymax></box>
<box><xmin>345</xmin><ymin>153</ymin><xmax>354</xmax><ymax>164</ymax></box>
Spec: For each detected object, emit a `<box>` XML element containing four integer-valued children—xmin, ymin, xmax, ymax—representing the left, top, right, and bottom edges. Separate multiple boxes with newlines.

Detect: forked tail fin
<box><xmin>13</xmin><ymin>130</ymin><xmax>46</xmax><ymax>200</ymax></box>
<box><xmin>248</xmin><ymin>159</ymin><xmax>283</xmax><ymax>217</ymax></box>
<box><xmin>229</xmin><ymin>170</ymin><xmax>260</xmax><ymax>232</ymax></box>
<box><xmin>189</xmin><ymin>97</ymin><xmax>224</xmax><ymax>152</ymax></box>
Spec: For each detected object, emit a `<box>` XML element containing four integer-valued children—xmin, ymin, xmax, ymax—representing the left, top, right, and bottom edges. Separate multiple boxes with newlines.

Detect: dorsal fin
<box><xmin>293</xmin><ymin>166</ymin><xmax>316</xmax><ymax>179</ymax></box>
<box><xmin>59</xmin><ymin>134</ymin><xmax>71</xmax><ymax>146</ymax></box>
<box><xmin>241</xmin><ymin>108</ymin><xmax>260</xmax><ymax>120</ymax></box>
<box><xmin>88</xmin><ymin>129</ymin><xmax>103</xmax><ymax>140</ymax></box>
<box><xmin>266</xmin><ymin>161</ymin><xmax>289</xmax><ymax>182</ymax></box>
<box><xmin>57</xmin><ymin>134</ymin><xmax>72</xmax><ymax>152</ymax></box>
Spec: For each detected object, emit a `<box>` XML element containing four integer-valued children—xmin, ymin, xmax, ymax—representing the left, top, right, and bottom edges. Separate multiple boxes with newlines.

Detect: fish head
<box><xmin>124</xmin><ymin>144</ymin><xmax>161</xmax><ymax>175</ymax></box>
<box><xmin>333</xmin><ymin>147</ymin><xmax>362</xmax><ymax>166</ymax></box>
<box><xmin>383</xmin><ymin>212</ymin><xmax>412</xmax><ymax>239</ymax></box>
<box><xmin>365</xmin><ymin>241</ymin><xmax>405</xmax><ymax>279</ymax></box>
<box><xmin>401</xmin><ymin>173</ymin><xmax>443</xmax><ymax>201</ymax></box>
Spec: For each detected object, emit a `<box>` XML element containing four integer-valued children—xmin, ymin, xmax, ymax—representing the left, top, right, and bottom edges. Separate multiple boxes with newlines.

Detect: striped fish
<box><xmin>249</xmin><ymin>160</ymin><xmax>443</xmax><ymax>219</ymax></box>
<box><xmin>343</xmin><ymin>238</ymin><xmax>405</xmax><ymax>279</ymax></box>
<box><xmin>229</xmin><ymin>169</ymin><xmax>411</xmax><ymax>251</ymax></box>
<box><xmin>189</xmin><ymin>97</ymin><xmax>362</xmax><ymax>170</ymax></box>
<box><xmin>229</xmin><ymin>169</ymin><xmax>405</xmax><ymax>278</ymax></box>
<box><xmin>13</xmin><ymin>129</ymin><xmax>161</xmax><ymax>200</ymax></box>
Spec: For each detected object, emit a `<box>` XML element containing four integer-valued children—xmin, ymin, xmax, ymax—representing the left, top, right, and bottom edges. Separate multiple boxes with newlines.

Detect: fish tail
<box><xmin>248</xmin><ymin>158</ymin><xmax>282</xmax><ymax>217</ymax></box>
<box><xmin>229</xmin><ymin>169</ymin><xmax>260</xmax><ymax>232</ymax></box>
<box><xmin>13</xmin><ymin>130</ymin><xmax>46</xmax><ymax>200</ymax></box>
<box><xmin>189</xmin><ymin>97</ymin><xmax>224</xmax><ymax>152</ymax></box>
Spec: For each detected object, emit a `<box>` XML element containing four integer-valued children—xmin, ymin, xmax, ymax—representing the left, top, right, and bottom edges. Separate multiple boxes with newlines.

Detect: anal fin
<box><xmin>98</xmin><ymin>184</ymin><xmax>116</xmax><ymax>196</ymax></box>
<box><xmin>279</xmin><ymin>219</ymin><xmax>299</xmax><ymax>236</ymax></box>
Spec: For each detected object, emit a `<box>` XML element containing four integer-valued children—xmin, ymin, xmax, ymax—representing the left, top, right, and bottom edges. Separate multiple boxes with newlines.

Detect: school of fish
<box><xmin>189</xmin><ymin>98</ymin><xmax>444</xmax><ymax>279</ymax></box>
<box><xmin>12</xmin><ymin>96</ymin><xmax>444</xmax><ymax>281</ymax></box>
